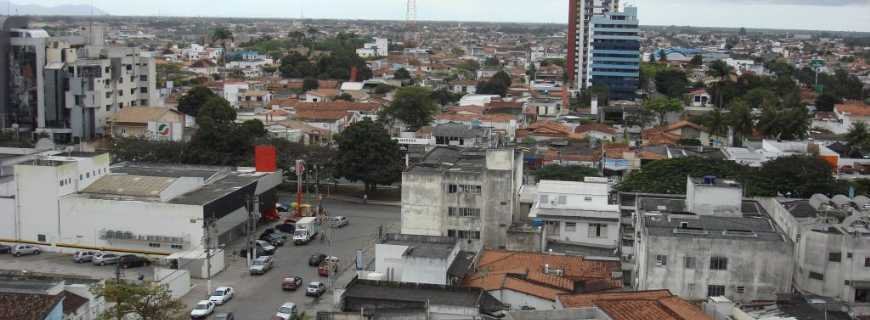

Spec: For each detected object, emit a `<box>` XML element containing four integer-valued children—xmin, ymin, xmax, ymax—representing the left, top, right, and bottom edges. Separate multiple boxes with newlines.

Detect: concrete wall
<box><xmin>0</xmin><ymin>197</ymin><xmax>14</xmax><ymax>239</ymax></box>
<box><xmin>555</xmin><ymin>220</ymin><xmax>620</xmax><ymax>248</ymax></box>
<box><xmin>482</xmin><ymin>168</ymin><xmax>514</xmax><ymax>249</ymax></box>
<box><xmin>686</xmin><ymin>178</ymin><xmax>743</xmax><ymax>217</ymax></box>
<box><xmin>401</xmin><ymin>171</ymin><xmax>444</xmax><ymax>236</ymax></box>
<box><xmin>401</xmin><ymin>256</ymin><xmax>450</xmax><ymax>285</ymax></box>
<box><xmin>375</xmin><ymin>243</ymin><xmax>409</xmax><ymax>282</ymax></box>
<box><xmin>59</xmin><ymin>196</ymin><xmax>202</xmax><ymax>253</ymax></box>
<box><xmin>492</xmin><ymin>289</ymin><xmax>556</xmax><ymax>310</ymax></box>
<box><xmin>637</xmin><ymin>234</ymin><xmax>793</xmax><ymax>302</ymax></box>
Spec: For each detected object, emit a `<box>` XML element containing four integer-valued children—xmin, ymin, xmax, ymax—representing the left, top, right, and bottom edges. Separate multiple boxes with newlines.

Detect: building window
<box><xmin>809</xmin><ymin>272</ymin><xmax>824</xmax><ymax>281</ymax></box>
<box><xmin>149</xmin><ymin>243</ymin><xmax>161</xmax><ymax>248</ymax></box>
<box><xmin>865</xmin><ymin>258</ymin><xmax>870</xmax><ymax>267</ymax></box>
<box><xmin>857</xmin><ymin>289</ymin><xmax>870</xmax><ymax>303</ymax></box>
<box><xmin>447</xmin><ymin>230</ymin><xmax>456</xmax><ymax>237</ymax></box>
<box><xmin>584</xmin><ymin>196</ymin><xmax>592</xmax><ymax>201</ymax></box>
<box><xmin>540</xmin><ymin>195</ymin><xmax>549</xmax><ymax>203</ymax></box>
<box><xmin>558</xmin><ymin>195</ymin><xmax>567</xmax><ymax>205</ymax></box>
<box><xmin>471</xmin><ymin>231</ymin><xmax>481</xmax><ymax>239</ymax></box>
<box><xmin>37</xmin><ymin>234</ymin><xmax>46</xmax><ymax>242</ymax></box>
<box><xmin>565</xmin><ymin>222</ymin><xmax>577</xmax><ymax>232</ymax></box>
<box><xmin>736</xmin><ymin>286</ymin><xmax>745</xmax><ymax>294</ymax></box>
<box><xmin>684</xmin><ymin>256</ymin><xmax>696</xmax><ymax>269</ymax></box>
<box><xmin>829</xmin><ymin>252</ymin><xmax>842</xmax><ymax>262</ymax></box>
<box><xmin>171</xmin><ymin>244</ymin><xmax>183</xmax><ymax>249</ymax></box>
<box><xmin>655</xmin><ymin>255</ymin><xmax>667</xmax><ymax>267</ymax></box>
<box><xmin>588</xmin><ymin>223</ymin><xmax>607</xmax><ymax>238</ymax></box>
<box><xmin>448</xmin><ymin>207</ymin><xmax>480</xmax><ymax>218</ymax></box>
<box><xmin>140</xmin><ymin>87</ymin><xmax>148</xmax><ymax>93</ymax></box>
<box><xmin>707</xmin><ymin>285</ymin><xmax>725</xmax><ymax>297</ymax></box>
<box><xmin>105</xmin><ymin>92</ymin><xmax>111</xmax><ymax>98</ymax></box>
<box><xmin>458</xmin><ymin>184</ymin><xmax>481</xmax><ymax>194</ymax></box>
<box><xmin>710</xmin><ymin>256</ymin><xmax>728</xmax><ymax>271</ymax></box>
<box><xmin>448</xmin><ymin>184</ymin><xmax>457</xmax><ymax>193</ymax></box>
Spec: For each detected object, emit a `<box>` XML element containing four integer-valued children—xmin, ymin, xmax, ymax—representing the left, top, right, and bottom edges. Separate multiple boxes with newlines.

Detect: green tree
<box><xmin>617</xmin><ymin>157</ymin><xmax>750</xmax><ymax>194</ymax></box>
<box><xmin>382</xmin><ymin>86</ymin><xmax>439</xmax><ymax>130</ymax></box>
<box><xmin>334</xmin><ymin>93</ymin><xmax>354</xmax><ymax>101</ymax></box>
<box><xmin>373</xmin><ymin>83</ymin><xmax>396</xmax><ymax>95</ymax></box>
<box><xmin>699</xmin><ymin>108</ymin><xmax>728</xmax><ymax>141</ymax></box>
<box><xmin>727</xmin><ymin>99</ymin><xmax>755</xmax><ymax>146</ymax></box>
<box><xmin>815</xmin><ymin>93</ymin><xmax>840</xmax><ymax>112</ymax></box>
<box><xmin>177</xmin><ymin>86</ymin><xmax>219</xmax><ymax>117</ymax></box>
<box><xmin>707</xmin><ymin>60</ymin><xmax>733</xmax><ymax>107</ymax></box>
<box><xmin>756</xmin><ymin>106</ymin><xmax>810</xmax><ymax>140</ymax></box>
<box><xmin>91</xmin><ymin>280</ymin><xmax>186</xmax><ymax>320</ymax></box>
<box><xmin>533</xmin><ymin>165</ymin><xmax>600</xmax><ymax>182</ymax></box>
<box><xmin>846</xmin><ymin>122</ymin><xmax>870</xmax><ymax>152</ymax></box>
<box><xmin>484</xmin><ymin>56</ymin><xmax>500</xmax><ymax>66</ymax></box>
<box><xmin>579</xmin><ymin>85</ymin><xmax>610</xmax><ymax>108</ymax></box>
<box><xmin>654</xmin><ymin>69</ymin><xmax>689</xmax><ymax>98</ymax></box>
<box><xmin>430</xmin><ymin>88</ymin><xmax>461</xmax><ymax>106</ymax></box>
<box><xmin>477</xmin><ymin>70</ymin><xmax>512</xmax><ymax>96</ymax></box>
<box><xmin>756</xmin><ymin>156</ymin><xmax>841</xmax><ymax>198</ymax></box>
<box><xmin>394</xmin><ymin>68</ymin><xmax>412</xmax><ymax>80</ymax></box>
<box><xmin>335</xmin><ymin>119</ymin><xmax>403</xmax><ymax>192</ymax></box>
<box><xmin>643</xmin><ymin>96</ymin><xmax>684</xmax><ymax>126</ymax></box>
<box><xmin>197</xmin><ymin>97</ymin><xmax>236</xmax><ymax>127</ymax></box>
<box><xmin>658</xmin><ymin>49</ymin><xmax>668</xmax><ymax>63</ymax></box>
<box><xmin>303</xmin><ymin>78</ymin><xmax>319</xmax><ymax>92</ymax></box>
<box><xmin>743</xmin><ymin>87</ymin><xmax>778</xmax><ymax>109</ymax></box>
<box><xmin>689</xmin><ymin>55</ymin><xmax>703</xmax><ymax>66</ymax></box>
<box><xmin>451</xmin><ymin>47</ymin><xmax>466</xmax><ymax>56</ymax></box>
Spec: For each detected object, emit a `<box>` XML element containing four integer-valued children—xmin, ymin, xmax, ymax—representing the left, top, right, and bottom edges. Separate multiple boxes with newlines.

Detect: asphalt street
<box><xmin>182</xmin><ymin>198</ymin><xmax>400</xmax><ymax>320</ymax></box>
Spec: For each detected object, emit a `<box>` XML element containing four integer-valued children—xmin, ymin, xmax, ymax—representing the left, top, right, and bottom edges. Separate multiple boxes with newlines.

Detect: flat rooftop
<box><xmin>79</xmin><ymin>174</ymin><xmax>176</xmax><ymax>200</ymax></box>
<box><xmin>643</xmin><ymin>213</ymin><xmax>784</xmax><ymax>241</ymax></box>
<box><xmin>343</xmin><ymin>279</ymin><xmax>504</xmax><ymax>312</ymax></box>
<box><xmin>112</xmin><ymin>162</ymin><xmax>229</xmax><ymax>181</ymax></box>
<box><xmin>170</xmin><ymin>172</ymin><xmax>262</xmax><ymax>206</ymax></box>
<box><xmin>380</xmin><ymin>234</ymin><xmax>457</xmax><ymax>259</ymax></box>
<box><xmin>409</xmin><ymin>147</ymin><xmax>488</xmax><ymax>174</ymax></box>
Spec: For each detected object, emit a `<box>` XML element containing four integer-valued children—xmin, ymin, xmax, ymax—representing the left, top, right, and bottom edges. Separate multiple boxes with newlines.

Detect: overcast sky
<box><xmin>26</xmin><ymin>0</ymin><xmax>870</xmax><ymax>32</ymax></box>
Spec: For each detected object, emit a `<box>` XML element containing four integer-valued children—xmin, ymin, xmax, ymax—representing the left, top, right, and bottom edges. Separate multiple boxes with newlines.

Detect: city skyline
<box><xmin>18</xmin><ymin>0</ymin><xmax>870</xmax><ymax>32</ymax></box>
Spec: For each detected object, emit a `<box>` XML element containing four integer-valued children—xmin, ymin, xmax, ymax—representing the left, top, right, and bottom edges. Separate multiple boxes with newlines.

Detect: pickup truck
<box><xmin>293</xmin><ymin>217</ymin><xmax>321</xmax><ymax>245</ymax></box>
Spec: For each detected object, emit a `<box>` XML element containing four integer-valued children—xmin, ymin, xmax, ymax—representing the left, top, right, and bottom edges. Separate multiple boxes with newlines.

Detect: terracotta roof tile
<box><xmin>558</xmin><ymin>290</ymin><xmax>712</xmax><ymax>320</ymax></box>
<box><xmin>595</xmin><ymin>300</ymin><xmax>680</xmax><ymax>320</ymax></box>
<box><xmin>575</xmin><ymin>123</ymin><xmax>618</xmax><ymax>135</ymax></box>
<box><xmin>295</xmin><ymin>110</ymin><xmax>348</xmax><ymax>121</ymax></box>
<box><xmin>836</xmin><ymin>101</ymin><xmax>870</xmax><ymax>117</ymax></box>
<box><xmin>558</xmin><ymin>290</ymin><xmax>673</xmax><ymax>308</ymax></box>
<box><xmin>108</xmin><ymin>107</ymin><xmax>181</xmax><ymax>123</ymax></box>
<box><xmin>0</xmin><ymin>292</ymin><xmax>64</xmax><ymax>320</ymax></box>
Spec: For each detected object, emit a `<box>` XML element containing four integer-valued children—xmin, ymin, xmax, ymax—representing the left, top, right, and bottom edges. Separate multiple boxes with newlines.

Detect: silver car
<box><xmin>73</xmin><ymin>250</ymin><xmax>98</xmax><ymax>263</ymax></box>
<box><xmin>249</xmin><ymin>256</ymin><xmax>274</xmax><ymax>275</ymax></box>
<box><xmin>92</xmin><ymin>253</ymin><xmax>121</xmax><ymax>266</ymax></box>
<box><xmin>11</xmin><ymin>244</ymin><xmax>40</xmax><ymax>257</ymax></box>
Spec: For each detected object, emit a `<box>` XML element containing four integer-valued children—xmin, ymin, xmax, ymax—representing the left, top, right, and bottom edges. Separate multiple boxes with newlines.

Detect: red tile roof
<box><xmin>558</xmin><ymin>290</ymin><xmax>712</xmax><ymax>320</ymax></box>
<box><xmin>295</xmin><ymin>110</ymin><xmax>348</xmax><ymax>122</ymax></box>
<box><xmin>0</xmin><ymin>292</ymin><xmax>64</xmax><ymax>320</ymax></box>
<box><xmin>575</xmin><ymin>123</ymin><xmax>618</xmax><ymax>135</ymax></box>
<box><xmin>294</xmin><ymin>101</ymin><xmax>380</xmax><ymax>113</ymax></box>
<box><xmin>836</xmin><ymin>101</ymin><xmax>870</xmax><ymax>117</ymax></box>
<box><xmin>463</xmin><ymin>250</ymin><xmax>622</xmax><ymax>302</ymax></box>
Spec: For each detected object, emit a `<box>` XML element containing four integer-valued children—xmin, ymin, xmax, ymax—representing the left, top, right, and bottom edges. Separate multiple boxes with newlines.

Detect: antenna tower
<box><xmin>405</xmin><ymin>0</ymin><xmax>417</xmax><ymax>30</ymax></box>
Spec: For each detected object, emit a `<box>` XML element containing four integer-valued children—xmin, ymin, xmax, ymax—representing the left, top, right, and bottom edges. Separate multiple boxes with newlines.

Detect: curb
<box><xmin>325</xmin><ymin>195</ymin><xmax>400</xmax><ymax>207</ymax></box>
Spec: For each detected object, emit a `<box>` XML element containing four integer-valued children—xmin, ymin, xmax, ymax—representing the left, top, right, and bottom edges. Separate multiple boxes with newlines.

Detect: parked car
<box><xmin>209</xmin><ymin>287</ymin><xmax>234</xmax><ymax>305</ymax></box>
<box><xmin>318</xmin><ymin>261</ymin><xmax>337</xmax><ymax>277</ymax></box>
<box><xmin>282</xmin><ymin>276</ymin><xmax>303</xmax><ymax>291</ymax></box>
<box><xmin>328</xmin><ymin>216</ymin><xmax>349</xmax><ymax>228</ymax></box>
<box><xmin>0</xmin><ymin>244</ymin><xmax>12</xmax><ymax>254</ymax></box>
<box><xmin>840</xmin><ymin>165</ymin><xmax>855</xmax><ymax>174</ymax></box>
<box><xmin>308</xmin><ymin>253</ymin><xmax>327</xmax><ymax>266</ymax></box>
<box><xmin>215</xmin><ymin>312</ymin><xmax>235</xmax><ymax>320</ymax></box>
<box><xmin>72</xmin><ymin>250</ymin><xmax>97</xmax><ymax>263</ymax></box>
<box><xmin>11</xmin><ymin>244</ymin><xmax>40</xmax><ymax>257</ymax></box>
<box><xmin>260</xmin><ymin>233</ymin><xmax>285</xmax><ymax>247</ymax></box>
<box><xmin>256</xmin><ymin>240</ymin><xmax>276</xmax><ymax>255</ymax></box>
<box><xmin>276</xmin><ymin>202</ymin><xmax>289</xmax><ymax>212</ymax></box>
<box><xmin>249</xmin><ymin>255</ymin><xmax>274</xmax><ymax>275</ymax></box>
<box><xmin>274</xmin><ymin>302</ymin><xmax>298</xmax><ymax>320</ymax></box>
<box><xmin>190</xmin><ymin>300</ymin><xmax>215</xmax><ymax>319</ymax></box>
<box><xmin>276</xmin><ymin>223</ymin><xmax>295</xmax><ymax>234</ymax></box>
<box><xmin>92</xmin><ymin>253</ymin><xmax>120</xmax><ymax>266</ymax></box>
<box><xmin>119</xmin><ymin>255</ymin><xmax>150</xmax><ymax>268</ymax></box>
<box><xmin>305</xmin><ymin>282</ymin><xmax>326</xmax><ymax>297</ymax></box>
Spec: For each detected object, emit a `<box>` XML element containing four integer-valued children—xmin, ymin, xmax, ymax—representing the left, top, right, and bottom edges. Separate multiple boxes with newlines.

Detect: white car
<box><xmin>190</xmin><ymin>300</ymin><xmax>215</xmax><ymax>319</ymax></box>
<box><xmin>328</xmin><ymin>216</ymin><xmax>349</xmax><ymax>228</ymax></box>
<box><xmin>208</xmin><ymin>287</ymin><xmax>234</xmax><ymax>305</ymax></box>
<box><xmin>275</xmin><ymin>302</ymin><xmax>298</xmax><ymax>320</ymax></box>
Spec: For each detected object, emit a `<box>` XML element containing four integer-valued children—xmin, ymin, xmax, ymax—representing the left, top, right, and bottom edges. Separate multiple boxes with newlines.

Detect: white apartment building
<box><xmin>529</xmin><ymin>178</ymin><xmax>620</xmax><ymax>256</ymax></box>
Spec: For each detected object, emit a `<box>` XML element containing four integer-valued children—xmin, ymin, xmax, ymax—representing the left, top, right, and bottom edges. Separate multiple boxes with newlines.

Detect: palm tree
<box><xmin>706</xmin><ymin>60</ymin><xmax>733</xmax><ymax>108</ymax></box>
<box><xmin>210</xmin><ymin>27</ymin><xmax>233</xmax><ymax>63</ymax></box>
<box><xmin>756</xmin><ymin>106</ymin><xmax>781</xmax><ymax>139</ymax></box>
<box><xmin>700</xmin><ymin>108</ymin><xmax>728</xmax><ymax>144</ymax></box>
<box><xmin>727</xmin><ymin>99</ymin><xmax>755</xmax><ymax>146</ymax></box>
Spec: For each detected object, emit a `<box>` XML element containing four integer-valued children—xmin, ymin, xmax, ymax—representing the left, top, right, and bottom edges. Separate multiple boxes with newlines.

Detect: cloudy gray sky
<box><xmin>24</xmin><ymin>0</ymin><xmax>870</xmax><ymax>31</ymax></box>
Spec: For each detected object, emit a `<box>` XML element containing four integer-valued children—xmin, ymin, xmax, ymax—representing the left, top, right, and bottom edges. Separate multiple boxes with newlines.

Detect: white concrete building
<box><xmin>356</xmin><ymin>37</ymin><xmax>388</xmax><ymax>58</ymax></box>
<box><xmin>0</xmin><ymin>157</ymin><xmax>282</xmax><ymax>279</ymax></box>
<box><xmin>760</xmin><ymin>195</ymin><xmax>870</xmax><ymax>317</ymax></box>
<box><xmin>628</xmin><ymin>177</ymin><xmax>794</xmax><ymax>303</ymax></box>
<box><xmin>401</xmin><ymin>147</ymin><xmax>524</xmax><ymax>250</ymax></box>
<box><xmin>529</xmin><ymin>178</ymin><xmax>620</xmax><ymax>256</ymax></box>
<box><xmin>372</xmin><ymin>234</ymin><xmax>472</xmax><ymax>286</ymax></box>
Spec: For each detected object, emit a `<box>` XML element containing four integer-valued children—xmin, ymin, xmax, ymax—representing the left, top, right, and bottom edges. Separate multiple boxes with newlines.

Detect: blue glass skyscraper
<box><xmin>584</xmin><ymin>6</ymin><xmax>640</xmax><ymax>100</ymax></box>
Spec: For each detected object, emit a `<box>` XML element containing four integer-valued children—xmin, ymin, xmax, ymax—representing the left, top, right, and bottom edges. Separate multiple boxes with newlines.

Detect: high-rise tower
<box><xmin>566</xmin><ymin>0</ymin><xmax>619</xmax><ymax>90</ymax></box>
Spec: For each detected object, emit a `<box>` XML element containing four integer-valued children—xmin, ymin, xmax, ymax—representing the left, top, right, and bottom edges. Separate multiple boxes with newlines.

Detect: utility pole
<box><xmin>295</xmin><ymin>160</ymin><xmax>305</xmax><ymax>219</ymax></box>
<box><xmin>204</xmin><ymin>214</ymin><xmax>214</xmax><ymax>295</ymax></box>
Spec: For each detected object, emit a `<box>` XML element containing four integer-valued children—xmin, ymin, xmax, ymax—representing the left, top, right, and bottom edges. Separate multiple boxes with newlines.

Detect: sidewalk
<box><xmin>325</xmin><ymin>194</ymin><xmax>400</xmax><ymax>207</ymax></box>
